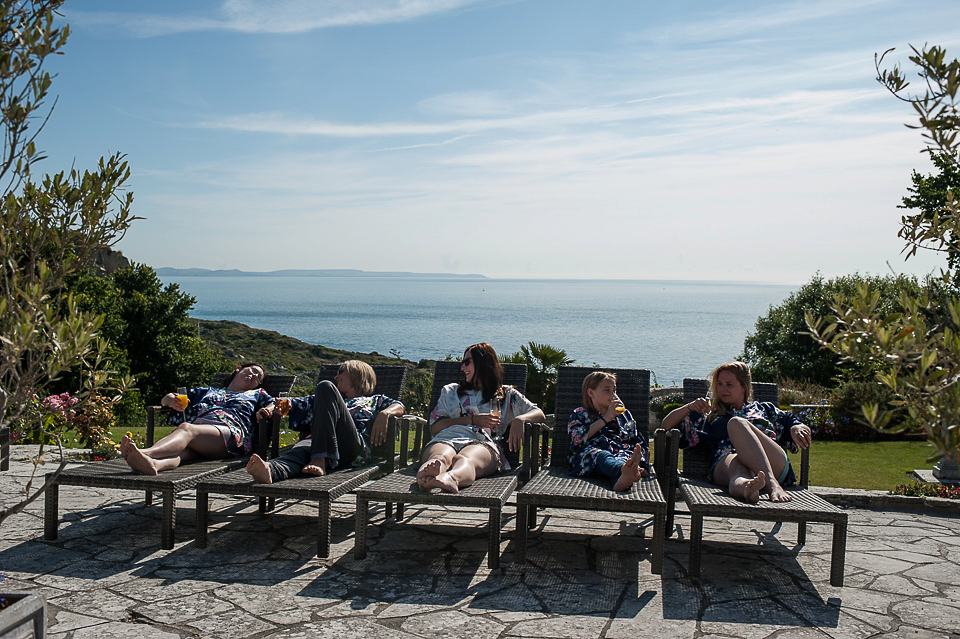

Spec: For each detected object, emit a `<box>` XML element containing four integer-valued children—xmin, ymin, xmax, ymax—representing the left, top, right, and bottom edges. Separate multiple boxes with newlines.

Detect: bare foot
<box><xmin>123</xmin><ymin>441</ymin><xmax>159</xmax><ymax>476</ymax></box>
<box><xmin>119</xmin><ymin>435</ymin><xmax>136</xmax><ymax>459</ymax></box>
<box><xmin>613</xmin><ymin>445</ymin><xmax>647</xmax><ymax>491</ymax></box>
<box><xmin>731</xmin><ymin>471</ymin><xmax>766</xmax><ymax>503</ymax></box>
<box><xmin>302</xmin><ymin>457</ymin><xmax>326</xmax><ymax>477</ymax></box>
<box><xmin>417</xmin><ymin>458</ymin><xmax>458</xmax><ymax>493</ymax></box>
<box><xmin>767</xmin><ymin>478</ymin><xmax>792</xmax><ymax>503</ymax></box>
<box><xmin>246</xmin><ymin>454</ymin><xmax>273</xmax><ymax>484</ymax></box>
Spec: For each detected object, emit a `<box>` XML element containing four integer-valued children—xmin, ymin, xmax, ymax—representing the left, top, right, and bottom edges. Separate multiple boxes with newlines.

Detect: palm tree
<box><xmin>502</xmin><ymin>342</ymin><xmax>573</xmax><ymax>413</ymax></box>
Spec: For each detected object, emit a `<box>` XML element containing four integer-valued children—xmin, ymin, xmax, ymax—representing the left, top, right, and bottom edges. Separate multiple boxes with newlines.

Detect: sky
<box><xmin>34</xmin><ymin>0</ymin><xmax>960</xmax><ymax>282</ymax></box>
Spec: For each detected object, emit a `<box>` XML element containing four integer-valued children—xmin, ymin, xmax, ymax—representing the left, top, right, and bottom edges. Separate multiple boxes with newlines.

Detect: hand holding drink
<box><xmin>613</xmin><ymin>394</ymin><xmax>626</xmax><ymax>414</ymax></box>
<box><xmin>175</xmin><ymin>393</ymin><xmax>189</xmax><ymax>411</ymax></box>
<box><xmin>276</xmin><ymin>398</ymin><xmax>291</xmax><ymax>416</ymax></box>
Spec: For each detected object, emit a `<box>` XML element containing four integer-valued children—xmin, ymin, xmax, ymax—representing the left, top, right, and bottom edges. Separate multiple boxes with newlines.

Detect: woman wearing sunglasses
<box><xmin>417</xmin><ymin>342</ymin><xmax>544</xmax><ymax>493</ymax></box>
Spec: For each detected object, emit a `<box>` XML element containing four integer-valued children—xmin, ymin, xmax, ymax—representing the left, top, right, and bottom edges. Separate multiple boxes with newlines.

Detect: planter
<box><xmin>0</xmin><ymin>591</ymin><xmax>45</xmax><ymax>638</ymax></box>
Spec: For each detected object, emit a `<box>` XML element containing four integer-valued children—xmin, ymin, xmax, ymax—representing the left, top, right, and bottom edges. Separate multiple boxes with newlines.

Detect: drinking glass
<box><xmin>276</xmin><ymin>397</ymin><xmax>291</xmax><ymax>416</ymax></box>
<box><xmin>175</xmin><ymin>387</ymin><xmax>189</xmax><ymax>411</ymax></box>
<box><xmin>613</xmin><ymin>394</ymin><xmax>626</xmax><ymax>414</ymax></box>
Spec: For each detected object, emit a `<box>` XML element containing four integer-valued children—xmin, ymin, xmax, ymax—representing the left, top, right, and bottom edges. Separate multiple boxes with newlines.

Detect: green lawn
<box><xmin>797</xmin><ymin>439</ymin><xmax>937</xmax><ymax>490</ymax></box>
<box><xmin>670</xmin><ymin>439</ymin><xmax>935</xmax><ymax>492</ymax></box>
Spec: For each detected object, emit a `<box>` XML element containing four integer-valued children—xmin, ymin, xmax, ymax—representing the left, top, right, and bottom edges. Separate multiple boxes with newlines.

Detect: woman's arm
<box><xmin>506</xmin><ymin>406</ymin><xmax>546</xmax><ymax>452</ymax></box>
<box><xmin>370</xmin><ymin>402</ymin><xmax>404</xmax><ymax>446</ymax></box>
<box><xmin>661</xmin><ymin>397</ymin><xmax>710</xmax><ymax>430</ymax></box>
<box><xmin>430</xmin><ymin>414</ymin><xmax>474</xmax><ymax>437</ymax></box>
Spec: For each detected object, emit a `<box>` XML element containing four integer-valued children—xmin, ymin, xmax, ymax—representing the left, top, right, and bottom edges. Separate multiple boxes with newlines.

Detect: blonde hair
<box><xmin>582</xmin><ymin>371</ymin><xmax>616</xmax><ymax>414</ymax></box>
<box><xmin>707</xmin><ymin>361</ymin><xmax>752</xmax><ymax>419</ymax></box>
<box><xmin>340</xmin><ymin>360</ymin><xmax>376</xmax><ymax>396</ymax></box>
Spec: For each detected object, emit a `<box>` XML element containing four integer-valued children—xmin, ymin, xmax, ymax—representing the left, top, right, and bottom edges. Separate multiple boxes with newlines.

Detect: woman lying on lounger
<box><xmin>246</xmin><ymin>360</ymin><xmax>404</xmax><ymax>483</ymax></box>
<box><xmin>660</xmin><ymin>361</ymin><xmax>813</xmax><ymax>503</ymax></box>
<box><xmin>121</xmin><ymin>363</ymin><xmax>275</xmax><ymax>475</ymax></box>
<box><xmin>416</xmin><ymin>342</ymin><xmax>544</xmax><ymax>493</ymax></box>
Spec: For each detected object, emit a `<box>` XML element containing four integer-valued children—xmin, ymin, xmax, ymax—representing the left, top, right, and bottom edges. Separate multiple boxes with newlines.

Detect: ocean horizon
<box><xmin>158</xmin><ymin>275</ymin><xmax>798</xmax><ymax>386</ymax></box>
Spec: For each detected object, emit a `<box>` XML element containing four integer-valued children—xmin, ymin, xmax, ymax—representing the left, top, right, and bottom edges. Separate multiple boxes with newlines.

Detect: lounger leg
<box><xmin>318</xmin><ymin>496</ymin><xmax>331</xmax><ymax>558</ymax></box>
<box><xmin>528</xmin><ymin>504</ymin><xmax>537</xmax><ymax>529</ymax></box>
<box><xmin>831</xmin><ymin>519</ymin><xmax>847</xmax><ymax>587</ymax></box>
<box><xmin>267</xmin><ymin>496</ymin><xmax>276</xmax><ymax>512</ymax></box>
<box><xmin>665</xmin><ymin>493</ymin><xmax>676</xmax><ymax>539</ymax></box>
<box><xmin>515</xmin><ymin>501</ymin><xmax>528</xmax><ymax>564</ymax></box>
<box><xmin>385</xmin><ymin>501</ymin><xmax>393</xmax><ymax>519</ymax></box>
<box><xmin>396</xmin><ymin>502</ymin><xmax>405</xmax><ymax>520</ymax></box>
<box><xmin>196</xmin><ymin>490</ymin><xmax>209</xmax><ymax>548</ymax></box>
<box><xmin>43</xmin><ymin>478</ymin><xmax>59</xmax><ymax>541</ymax></box>
<box><xmin>689</xmin><ymin>513</ymin><xmax>703</xmax><ymax>577</ymax></box>
<box><xmin>161</xmin><ymin>491</ymin><xmax>176</xmax><ymax>550</ymax></box>
<box><xmin>488</xmin><ymin>507</ymin><xmax>502</xmax><ymax>569</ymax></box>
<box><xmin>650</xmin><ymin>507</ymin><xmax>665</xmax><ymax>575</ymax></box>
<box><xmin>354</xmin><ymin>496</ymin><xmax>369</xmax><ymax>559</ymax></box>
<box><xmin>798</xmin><ymin>521</ymin><xmax>807</xmax><ymax>545</ymax></box>
<box><xmin>145</xmin><ymin>490</ymin><xmax>152</xmax><ymax>507</ymax></box>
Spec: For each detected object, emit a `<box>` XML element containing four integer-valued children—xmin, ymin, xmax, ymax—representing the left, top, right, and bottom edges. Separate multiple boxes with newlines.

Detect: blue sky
<box><xmin>37</xmin><ymin>0</ymin><xmax>960</xmax><ymax>282</ymax></box>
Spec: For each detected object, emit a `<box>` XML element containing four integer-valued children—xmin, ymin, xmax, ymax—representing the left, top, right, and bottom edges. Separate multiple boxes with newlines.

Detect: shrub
<box><xmin>650</xmin><ymin>393</ymin><xmax>683</xmax><ymax>420</ymax></box>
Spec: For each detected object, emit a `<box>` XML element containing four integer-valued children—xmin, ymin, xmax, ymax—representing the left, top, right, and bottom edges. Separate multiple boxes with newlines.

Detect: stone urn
<box><xmin>0</xmin><ymin>591</ymin><xmax>46</xmax><ymax>638</ymax></box>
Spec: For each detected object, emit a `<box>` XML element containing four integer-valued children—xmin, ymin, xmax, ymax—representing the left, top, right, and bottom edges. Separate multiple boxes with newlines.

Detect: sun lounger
<box><xmin>43</xmin><ymin>373</ymin><xmax>296</xmax><ymax>550</ymax></box>
<box><xmin>195</xmin><ymin>365</ymin><xmax>406</xmax><ymax>557</ymax></box>
<box><xmin>353</xmin><ymin>361</ymin><xmax>542</xmax><ymax>569</ymax></box>
<box><xmin>666</xmin><ymin>378</ymin><xmax>848</xmax><ymax>586</ymax></box>
<box><xmin>514</xmin><ymin>366</ymin><xmax>678</xmax><ymax>574</ymax></box>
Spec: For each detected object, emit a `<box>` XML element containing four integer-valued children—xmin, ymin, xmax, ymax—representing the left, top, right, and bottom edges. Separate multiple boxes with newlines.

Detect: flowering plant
<box><xmin>891</xmin><ymin>481</ymin><xmax>960</xmax><ymax>499</ymax></box>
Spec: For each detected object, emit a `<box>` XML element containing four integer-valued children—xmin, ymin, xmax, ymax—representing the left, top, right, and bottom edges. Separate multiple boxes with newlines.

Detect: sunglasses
<box><xmin>461</xmin><ymin>358</ymin><xmax>473</xmax><ymax>366</ymax></box>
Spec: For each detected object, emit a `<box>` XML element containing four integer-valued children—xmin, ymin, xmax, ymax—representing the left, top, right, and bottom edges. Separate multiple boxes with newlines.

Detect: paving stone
<box><xmin>69</xmin><ymin>622</ymin><xmax>182</xmax><ymax>639</ymax></box>
<box><xmin>401</xmin><ymin>609</ymin><xmax>505</xmax><ymax>639</ymax></box>
<box><xmin>505</xmin><ymin>614</ymin><xmax>608</xmax><ymax>638</ymax></box>
<box><xmin>46</xmin><ymin>610</ymin><xmax>109</xmax><ymax>634</ymax></box>
<box><xmin>48</xmin><ymin>589</ymin><xmax>139</xmax><ymax>621</ymax></box>
<box><xmin>186</xmin><ymin>610</ymin><xmax>276</xmax><ymax>638</ymax></box>
<box><xmin>890</xmin><ymin>598</ymin><xmax>960</xmax><ymax>634</ymax></box>
<box><xmin>134</xmin><ymin>591</ymin><xmax>236</xmax><ymax>624</ymax></box>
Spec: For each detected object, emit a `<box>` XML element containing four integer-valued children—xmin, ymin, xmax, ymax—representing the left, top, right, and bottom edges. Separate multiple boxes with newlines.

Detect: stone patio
<box><xmin>1</xmin><ymin>446</ymin><xmax>959</xmax><ymax>639</ymax></box>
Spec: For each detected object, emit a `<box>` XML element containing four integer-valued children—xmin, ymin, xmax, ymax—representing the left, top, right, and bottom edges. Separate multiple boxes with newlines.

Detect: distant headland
<box><xmin>156</xmin><ymin>268</ymin><xmax>488</xmax><ymax>279</ymax></box>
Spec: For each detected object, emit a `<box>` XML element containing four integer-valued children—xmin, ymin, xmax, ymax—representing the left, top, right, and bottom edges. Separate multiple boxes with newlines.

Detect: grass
<box><xmin>670</xmin><ymin>439</ymin><xmax>936</xmax><ymax>492</ymax></box>
<box><xmin>798</xmin><ymin>439</ymin><xmax>937</xmax><ymax>490</ymax></box>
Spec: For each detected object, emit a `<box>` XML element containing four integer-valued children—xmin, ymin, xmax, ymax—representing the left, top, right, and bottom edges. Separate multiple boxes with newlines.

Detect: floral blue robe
<box><xmin>172</xmin><ymin>387</ymin><xmax>275</xmax><ymax>456</ymax></box>
<box><xmin>567</xmin><ymin>407</ymin><xmax>648</xmax><ymax>476</ymax></box>
<box><xmin>677</xmin><ymin>401</ymin><xmax>800</xmax><ymax>484</ymax></box>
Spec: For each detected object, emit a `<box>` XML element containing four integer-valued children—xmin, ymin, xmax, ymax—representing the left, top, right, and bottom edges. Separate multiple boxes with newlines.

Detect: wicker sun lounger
<box><xmin>43</xmin><ymin>373</ymin><xmax>296</xmax><ymax>550</ymax></box>
<box><xmin>195</xmin><ymin>365</ymin><xmax>406</xmax><ymax>557</ymax></box>
<box><xmin>669</xmin><ymin>378</ymin><xmax>848</xmax><ymax>587</ymax></box>
<box><xmin>514</xmin><ymin>366</ymin><xmax>678</xmax><ymax>574</ymax></box>
<box><xmin>353</xmin><ymin>361</ymin><xmax>542</xmax><ymax>569</ymax></box>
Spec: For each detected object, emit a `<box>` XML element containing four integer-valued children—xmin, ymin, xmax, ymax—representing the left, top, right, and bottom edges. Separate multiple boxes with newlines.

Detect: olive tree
<box><xmin>806</xmin><ymin>45</ymin><xmax>960</xmax><ymax>473</ymax></box>
<box><xmin>0</xmin><ymin>1</ymin><xmax>138</xmax><ymax>524</ymax></box>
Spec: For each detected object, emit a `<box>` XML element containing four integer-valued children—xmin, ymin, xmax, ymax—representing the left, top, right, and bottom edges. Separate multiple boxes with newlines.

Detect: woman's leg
<box><xmin>594</xmin><ymin>446</ymin><xmax>647</xmax><ymax>492</ymax></box>
<box><xmin>120</xmin><ymin>422</ymin><xmax>228</xmax><ymax>475</ymax></box>
<box><xmin>417</xmin><ymin>442</ymin><xmax>457</xmax><ymax>492</ymax></box>
<box><xmin>714</xmin><ymin>417</ymin><xmax>791</xmax><ymax>503</ymax></box>
<box><xmin>304</xmin><ymin>380</ymin><xmax>363</xmax><ymax>475</ymax></box>
<box><xmin>441</xmin><ymin>444</ymin><xmax>498</xmax><ymax>493</ymax></box>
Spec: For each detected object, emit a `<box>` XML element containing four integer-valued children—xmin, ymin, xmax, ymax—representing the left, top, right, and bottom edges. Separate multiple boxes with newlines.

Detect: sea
<box><xmin>157</xmin><ymin>276</ymin><xmax>797</xmax><ymax>387</ymax></box>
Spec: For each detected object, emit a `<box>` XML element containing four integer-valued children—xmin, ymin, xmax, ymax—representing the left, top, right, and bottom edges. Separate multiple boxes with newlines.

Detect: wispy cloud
<box><xmin>65</xmin><ymin>0</ymin><xmax>495</xmax><ymax>36</ymax></box>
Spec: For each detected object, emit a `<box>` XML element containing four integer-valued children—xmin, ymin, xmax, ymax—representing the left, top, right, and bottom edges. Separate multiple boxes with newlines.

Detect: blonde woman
<box><xmin>661</xmin><ymin>362</ymin><xmax>812</xmax><ymax>503</ymax></box>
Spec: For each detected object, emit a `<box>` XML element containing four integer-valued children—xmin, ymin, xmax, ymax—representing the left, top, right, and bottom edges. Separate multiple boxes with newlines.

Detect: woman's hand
<box><xmin>473</xmin><ymin>412</ymin><xmax>500</xmax><ymax>433</ymax></box>
<box><xmin>256</xmin><ymin>404</ymin><xmax>274</xmax><ymax>421</ymax></box>
<box><xmin>791</xmin><ymin>423</ymin><xmax>812</xmax><ymax>450</ymax></box>
<box><xmin>601</xmin><ymin>398</ymin><xmax>625</xmax><ymax>423</ymax></box>
<box><xmin>687</xmin><ymin>397</ymin><xmax>710</xmax><ymax>414</ymax></box>
<box><xmin>507</xmin><ymin>418</ymin><xmax>524</xmax><ymax>451</ymax></box>
<box><xmin>371</xmin><ymin>412</ymin><xmax>390</xmax><ymax>446</ymax></box>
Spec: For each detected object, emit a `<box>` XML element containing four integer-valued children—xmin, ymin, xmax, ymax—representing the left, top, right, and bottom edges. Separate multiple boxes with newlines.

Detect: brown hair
<box><xmin>340</xmin><ymin>360</ymin><xmax>376</xmax><ymax>396</ymax></box>
<box><xmin>458</xmin><ymin>342</ymin><xmax>504</xmax><ymax>404</ymax></box>
<box><xmin>707</xmin><ymin>361</ymin><xmax>753</xmax><ymax>419</ymax></box>
<box><xmin>223</xmin><ymin>362</ymin><xmax>266</xmax><ymax>388</ymax></box>
<box><xmin>582</xmin><ymin>371</ymin><xmax>616</xmax><ymax>416</ymax></box>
